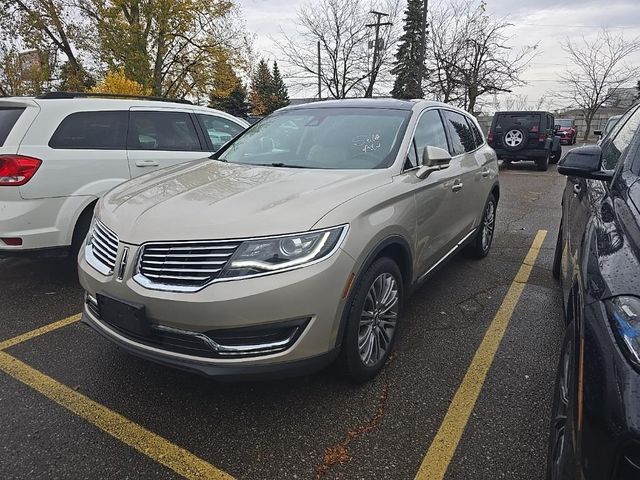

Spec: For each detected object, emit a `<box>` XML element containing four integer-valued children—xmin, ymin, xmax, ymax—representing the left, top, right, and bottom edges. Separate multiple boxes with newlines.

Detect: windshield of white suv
<box><xmin>217</xmin><ymin>107</ymin><xmax>411</xmax><ymax>169</ymax></box>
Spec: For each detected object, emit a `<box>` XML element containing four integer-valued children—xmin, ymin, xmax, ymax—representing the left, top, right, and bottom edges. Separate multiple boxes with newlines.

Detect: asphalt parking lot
<box><xmin>0</xmin><ymin>150</ymin><xmax>573</xmax><ymax>479</ymax></box>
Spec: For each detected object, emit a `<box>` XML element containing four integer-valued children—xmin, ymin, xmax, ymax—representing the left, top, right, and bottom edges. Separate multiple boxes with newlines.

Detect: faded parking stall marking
<box><xmin>0</xmin><ymin>316</ymin><xmax>234</xmax><ymax>480</ymax></box>
<box><xmin>415</xmin><ymin>229</ymin><xmax>547</xmax><ymax>480</ymax></box>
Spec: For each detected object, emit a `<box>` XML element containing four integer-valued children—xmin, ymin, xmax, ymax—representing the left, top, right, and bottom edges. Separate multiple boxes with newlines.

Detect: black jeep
<box><xmin>487</xmin><ymin>111</ymin><xmax>562</xmax><ymax>171</ymax></box>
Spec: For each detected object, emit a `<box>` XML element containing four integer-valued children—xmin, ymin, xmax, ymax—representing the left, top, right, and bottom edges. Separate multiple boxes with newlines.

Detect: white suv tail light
<box><xmin>0</xmin><ymin>154</ymin><xmax>42</xmax><ymax>186</ymax></box>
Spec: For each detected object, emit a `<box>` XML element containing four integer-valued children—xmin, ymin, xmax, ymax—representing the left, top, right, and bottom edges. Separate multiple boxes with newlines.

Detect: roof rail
<box><xmin>35</xmin><ymin>91</ymin><xmax>193</xmax><ymax>105</ymax></box>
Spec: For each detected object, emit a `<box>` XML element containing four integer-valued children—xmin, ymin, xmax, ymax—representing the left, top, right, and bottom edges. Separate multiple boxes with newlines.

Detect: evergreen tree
<box><xmin>268</xmin><ymin>61</ymin><xmax>290</xmax><ymax>112</ymax></box>
<box><xmin>209</xmin><ymin>79</ymin><xmax>249</xmax><ymax>118</ymax></box>
<box><xmin>249</xmin><ymin>59</ymin><xmax>274</xmax><ymax>116</ymax></box>
<box><xmin>391</xmin><ymin>0</ymin><xmax>425</xmax><ymax>99</ymax></box>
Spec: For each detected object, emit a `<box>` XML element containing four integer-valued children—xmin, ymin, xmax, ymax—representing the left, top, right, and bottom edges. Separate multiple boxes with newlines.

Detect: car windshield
<box><xmin>556</xmin><ymin>119</ymin><xmax>573</xmax><ymax>127</ymax></box>
<box><xmin>218</xmin><ymin>107</ymin><xmax>411</xmax><ymax>169</ymax></box>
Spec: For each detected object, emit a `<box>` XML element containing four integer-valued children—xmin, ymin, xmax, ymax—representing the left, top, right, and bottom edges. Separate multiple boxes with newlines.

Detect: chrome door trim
<box><xmin>417</xmin><ymin>227</ymin><xmax>477</xmax><ymax>282</ymax></box>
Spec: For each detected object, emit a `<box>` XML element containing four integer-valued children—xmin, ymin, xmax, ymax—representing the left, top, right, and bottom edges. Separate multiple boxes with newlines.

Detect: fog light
<box><xmin>1</xmin><ymin>237</ymin><xmax>22</xmax><ymax>246</ymax></box>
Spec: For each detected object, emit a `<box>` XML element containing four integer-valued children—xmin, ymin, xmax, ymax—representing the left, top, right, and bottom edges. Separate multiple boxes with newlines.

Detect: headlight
<box><xmin>606</xmin><ymin>296</ymin><xmax>640</xmax><ymax>367</ymax></box>
<box><xmin>218</xmin><ymin>225</ymin><xmax>348</xmax><ymax>279</ymax></box>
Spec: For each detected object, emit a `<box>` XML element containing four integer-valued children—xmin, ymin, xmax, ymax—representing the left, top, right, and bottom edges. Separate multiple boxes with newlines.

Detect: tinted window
<box><xmin>128</xmin><ymin>111</ymin><xmax>201</xmax><ymax>151</ymax></box>
<box><xmin>0</xmin><ymin>108</ymin><xmax>25</xmax><ymax>146</ymax></box>
<box><xmin>442</xmin><ymin>110</ymin><xmax>476</xmax><ymax>155</ymax></box>
<box><xmin>495</xmin><ymin>114</ymin><xmax>540</xmax><ymax>132</ymax></box>
<box><xmin>219</xmin><ymin>108</ymin><xmax>411</xmax><ymax>170</ymax></box>
<box><xmin>601</xmin><ymin>106</ymin><xmax>640</xmax><ymax>170</ymax></box>
<box><xmin>414</xmin><ymin>110</ymin><xmax>449</xmax><ymax>159</ymax></box>
<box><xmin>467</xmin><ymin>117</ymin><xmax>483</xmax><ymax>147</ymax></box>
<box><xmin>49</xmin><ymin>111</ymin><xmax>127</xmax><ymax>149</ymax></box>
<box><xmin>197</xmin><ymin>114</ymin><xmax>245</xmax><ymax>152</ymax></box>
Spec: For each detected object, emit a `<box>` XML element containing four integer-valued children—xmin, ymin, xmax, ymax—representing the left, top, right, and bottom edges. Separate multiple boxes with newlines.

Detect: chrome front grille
<box><xmin>87</xmin><ymin>220</ymin><xmax>119</xmax><ymax>275</ymax></box>
<box><xmin>136</xmin><ymin>240</ymin><xmax>242</xmax><ymax>291</ymax></box>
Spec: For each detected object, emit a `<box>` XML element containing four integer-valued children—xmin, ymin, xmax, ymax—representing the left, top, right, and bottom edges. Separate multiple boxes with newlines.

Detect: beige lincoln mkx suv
<box><xmin>78</xmin><ymin>99</ymin><xmax>499</xmax><ymax>382</ymax></box>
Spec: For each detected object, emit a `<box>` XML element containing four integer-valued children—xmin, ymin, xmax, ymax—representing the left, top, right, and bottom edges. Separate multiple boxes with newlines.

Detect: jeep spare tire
<box><xmin>503</xmin><ymin>128</ymin><xmax>527</xmax><ymax>152</ymax></box>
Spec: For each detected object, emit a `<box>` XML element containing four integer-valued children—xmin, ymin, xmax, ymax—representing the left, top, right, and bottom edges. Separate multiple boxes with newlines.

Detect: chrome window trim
<box><xmin>133</xmin><ymin>224</ymin><xmax>350</xmax><ymax>293</ymax></box>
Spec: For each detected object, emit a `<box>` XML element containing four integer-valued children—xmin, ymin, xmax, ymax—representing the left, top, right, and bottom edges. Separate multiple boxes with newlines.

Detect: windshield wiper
<box><xmin>267</xmin><ymin>162</ymin><xmax>315</xmax><ymax>169</ymax></box>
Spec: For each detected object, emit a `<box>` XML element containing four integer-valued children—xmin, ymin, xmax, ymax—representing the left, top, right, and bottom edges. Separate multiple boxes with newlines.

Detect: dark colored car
<box><xmin>555</xmin><ymin>118</ymin><xmax>578</xmax><ymax>145</ymax></box>
<box><xmin>487</xmin><ymin>110</ymin><xmax>562</xmax><ymax>171</ymax></box>
<box><xmin>547</xmin><ymin>102</ymin><xmax>640</xmax><ymax>479</ymax></box>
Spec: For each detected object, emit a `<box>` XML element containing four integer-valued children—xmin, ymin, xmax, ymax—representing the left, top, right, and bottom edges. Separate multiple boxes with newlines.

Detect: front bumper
<box><xmin>78</xmin><ymin>243</ymin><xmax>356</xmax><ymax>377</ymax></box>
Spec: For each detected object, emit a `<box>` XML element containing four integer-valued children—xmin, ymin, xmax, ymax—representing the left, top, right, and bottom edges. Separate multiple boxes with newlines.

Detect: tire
<box><xmin>70</xmin><ymin>207</ymin><xmax>93</xmax><ymax>263</ymax></box>
<box><xmin>537</xmin><ymin>152</ymin><xmax>550</xmax><ymax>171</ymax></box>
<box><xmin>337</xmin><ymin>257</ymin><xmax>403</xmax><ymax>383</ymax></box>
<box><xmin>552</xmin><ymin>225</ymin><xmax>562</xmax><ymax>280</ymax></box>
<box><xmin>465</xmin><ymin>193</ymin><xmax>497</xmax><ymax>259</ymax></box>
<box><xmin>550</xmin><ymin>148</ymin><xmax>561</xmax><ymax>164</ymax></box>
<box><xmin>545</xmin><ymin>323</ymin><xmax>577</xmax><ymax>480</ymax></box>
<box><xmin>502</xmin><ymin>127</ymin><xmax>528</xmax><ymax>152</ymax></box>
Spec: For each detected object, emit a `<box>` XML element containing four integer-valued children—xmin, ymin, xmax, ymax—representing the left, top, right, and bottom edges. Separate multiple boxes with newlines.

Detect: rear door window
<box><xmin>196</xmin><ymin>114</ymin><xmax>245</xmax><ymax>152</ymax></box>
<box><xmin>466</xmin><ymin>117</ymin><xmax>483</xmax><ymax>148</ymax></box>
<box><xmin>441</xmin><ymin>110</ymin><xmax>476</xmax><ymax>155</ymax></box>
<box><xmin>0</xmin><ymin>107</ymin><xmax>26</xmax><ymax>146</ymax></box>
<box><xmin>49</xmin><ymin>111</ymin><xmax>128</xmax><ymax>149</ymax></box>
<box><xmin>128</xmin><ymin>111</ymin><xmax>202</xmax><ymax>151</ymax></box>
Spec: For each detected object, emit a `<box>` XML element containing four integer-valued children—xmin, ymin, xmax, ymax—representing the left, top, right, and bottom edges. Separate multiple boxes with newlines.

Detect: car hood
<box><xmin>98</xmin><ymin>159</ymin><xmax>391</xmax><ymax>243</ymax></box>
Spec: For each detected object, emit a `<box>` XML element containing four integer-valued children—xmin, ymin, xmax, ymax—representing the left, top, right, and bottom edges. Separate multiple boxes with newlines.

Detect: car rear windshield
<box><xmin>218</xmin><ymin>107</ymin><xmax>411</xmax><ymax>169</ymax></box>
<box><xmin>556</xmin><ymin>119</ymin><xmax>573</xmax><ymax>127</ymax></box>
<box><xmin>0</xmin><ymin>107</ymin><xmax>25</xmax><ymax>146</ymax></box>
<box><xmin>495</xmin><ymin>114</ymin><xmax>540</xmax><ymax>132</ymax></box>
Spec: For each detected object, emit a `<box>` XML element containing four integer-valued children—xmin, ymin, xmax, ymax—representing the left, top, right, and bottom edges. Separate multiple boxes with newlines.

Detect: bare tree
<box><xmin>426</xmin><ymin>0</ymin><xmax>536</xmax><ymax>113</ymax></box>
<box><xmin>560</xmin><ymin>28</ymin><xmax>640</xmax><ymax>140</ymax></box>
<box><xmin>275</xmin><ymin>0</ymin><xmax>400</xmax><ymax>99</ymax></box>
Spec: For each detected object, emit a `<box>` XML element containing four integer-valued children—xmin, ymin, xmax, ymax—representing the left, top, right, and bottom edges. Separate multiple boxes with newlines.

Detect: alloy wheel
<box><xmin>482</xmin><ymin>201</ymin><xmax>496</xmax><ymax>252</ymax></box>
<box><xmin>504</xmin><ymin>129</ymin><xmax>524</xmax><ymax>147</ymax></box>
<box><xmin>549</xmin><ymin>338</ymin><xmax>572</xmax><ymax>479</ymax></box>
<box><xmin>358</xmin><ymin>273</ymin><xmax>398</xmax><ymax>367</ymax></box>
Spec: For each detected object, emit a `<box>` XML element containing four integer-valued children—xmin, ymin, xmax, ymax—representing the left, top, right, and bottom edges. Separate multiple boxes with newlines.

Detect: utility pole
<box><xmin>364</xmin><ymin>11</ymin><xmax>392</xmax><ymax>98</ymax></box>
<box><xmin>317</xmin><ymin>40</ymin><xmax>322</xmax><ymax>100</ymax></box>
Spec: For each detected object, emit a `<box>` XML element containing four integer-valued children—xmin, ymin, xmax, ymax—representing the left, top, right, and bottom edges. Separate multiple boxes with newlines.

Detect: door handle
<box><xmin>481</xmin><ymin>168</ymin><xmax>491</xmax><ymax>178</ymax></box>
<box><xmin>135</xmin><ymin>160</ymin><xmax>159</xmax><ymax>167</ymax></box>
<box><xmin>452</xmin><ymin>181</ymin><xmax>464</xmax><ymax>192</ymax></box>
<box><xmin>573</xmin><ymin>183</ymin><xmax>581</xmax><ymax>195</ymax></box>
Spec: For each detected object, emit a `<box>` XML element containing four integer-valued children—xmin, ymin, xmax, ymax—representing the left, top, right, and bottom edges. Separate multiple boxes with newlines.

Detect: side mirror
<box><xmin>416</xmin><ymin>146</ymin><xmax>452</xmax><ymax>179</ymax></box>
<box><xmin>557</xmin><ymin>145</ymin><xmax>613</xmax><ymax>181</ymax></box>
<box><xmin>593</xmin><ymin>130</ymin><xmax>603</xmax><ymax>137</ymax></box>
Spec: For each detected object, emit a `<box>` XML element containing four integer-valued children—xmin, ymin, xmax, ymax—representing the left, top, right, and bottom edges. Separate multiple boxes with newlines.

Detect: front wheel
<box><xmin>465</xmin><ymin>193</ymin><xmax>497</xmax><ymax>259</ymax></box>
<box><xmin>337</xmin><ymin>257</ymin><xmax>402</xmax><ymax>383</ymax></box>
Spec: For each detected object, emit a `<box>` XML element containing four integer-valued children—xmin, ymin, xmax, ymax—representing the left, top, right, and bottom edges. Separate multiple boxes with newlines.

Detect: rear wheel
<box><xmin>337</xmin><ymin>257</ymin><xmax>402</xmax><ymax>383</ymax></box>
<box><xmin>70</xmin><ymin>207</ymin><xmax>93</xmax><ymax>263</ymax></box>
<box><xmin>465</xmin><ymin>193</ymin><xmax>496</xmax><ymax>259</ymax></box>
<box><xmin>537</xmin><ymin>152</ymin><xmax>550</xmax><ymax>171</ymax></box>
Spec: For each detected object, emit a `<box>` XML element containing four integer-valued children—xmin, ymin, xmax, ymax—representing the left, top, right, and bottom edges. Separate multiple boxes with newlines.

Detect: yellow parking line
<box><xmin>0</xmin><ymin>313</ymin><xmax>81</xmax><ymax>351</ymax></box>
<box><xmin>415</xmin><ymin>229</ymin><xmax>547</xmax><ymax>480</ymax></box>
<box><xmin>0</xmin><ymin>351</ymin><xmax>234</xmax><ymax>479</ymax></box>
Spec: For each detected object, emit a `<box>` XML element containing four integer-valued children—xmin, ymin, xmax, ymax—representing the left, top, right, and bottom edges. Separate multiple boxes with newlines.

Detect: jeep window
<box><xmin>495</xmin><ymin>114</ymin><xmax>541</xmax><ymax>133</ymax></box>
<box><xmin>0</xmin><ymin>107</ymin><xmax>25</xmax><ymax>146</ymax></box>
<box><xmin>218</xmin><ymin>108</ymin><xmax>411</xmax><ymax>169</ymax></box>
<box><xmin>49</xmin><ymin>111</ymin><xmax>128</xmax><ymax>149</ymax></box>
<box><xmin>442</xmin><ymin>110</ymin><xmax>476</xmax><ymax>155</ymax></box>
<box><xmin>196</xmin><ymin>114</ymin><xmax>245</xmax><ymax>152</ymax></box>
<box><xmin>601</xmin><ymin>105</ymin><xmax>640</xmax><ymax>170</ymax></box>
<box><xmin>128</xmin><ymin>111</ymin><xmax>201</xmax><ymax>151</ymax></box>
<box><xmin>413</xmin><ymin>109</ymin><xmax>449</xmax><ymax>161</ymax></box>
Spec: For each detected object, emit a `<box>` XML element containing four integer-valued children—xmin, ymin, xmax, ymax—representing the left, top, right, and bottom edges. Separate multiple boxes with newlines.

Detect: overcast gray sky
<box><xmin>237</xmin><ymin>0</ymin><xmax>640</xmax><ymax>108</ymax></box>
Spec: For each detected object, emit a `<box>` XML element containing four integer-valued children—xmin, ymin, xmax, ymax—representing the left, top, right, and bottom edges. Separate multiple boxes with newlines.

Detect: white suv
<box><xmin>0</xmin><ymin>93</ymin><xmax>248</xmax><ymax>258</ymax></box>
